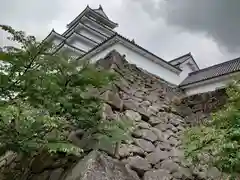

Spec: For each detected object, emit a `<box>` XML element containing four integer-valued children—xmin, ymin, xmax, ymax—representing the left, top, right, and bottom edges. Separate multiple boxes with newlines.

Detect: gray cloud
<box><xmin>0</xmin><ymin>0</ymin><xmax>66</xmax><ymax>47</ymax></box>
<box><xmin>134</xmin><ymin>0</ymin><xmax>240</xmax><ymax>53</ymax></box>
<box><xmin>0</xmin><ymin>0</ymin><xmax>64</xmax><ymax>36</ymax></box>
<box><xmin>0</xmin><ymin>0</ymin><xmax>239</xmax><ymax>68</ymax></box>
<box><xmin>116</xmin><ymin>0</ymin><xmax>235</xmax><ymax>67</ymax></box>
<box><xmin>0</xmin><ymin>0</ymin><xmax>121</xmax><ymax>45</ymax></box>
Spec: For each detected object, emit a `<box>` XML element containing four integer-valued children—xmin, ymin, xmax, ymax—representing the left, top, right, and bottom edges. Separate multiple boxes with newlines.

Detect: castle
<box><xmin>45</xmin><ymin>5</ymin><xmax>240</xmax><ymax>96</ymax></box>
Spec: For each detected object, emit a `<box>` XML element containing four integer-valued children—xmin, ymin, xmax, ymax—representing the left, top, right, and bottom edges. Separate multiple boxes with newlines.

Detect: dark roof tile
<box><xmin>93</xmin><ymin>5</ymin><xmax>109</xmax><ymax>20</ymax></box>
<box><xmin>180</xmin><ymin>57</ymin><xmax>240</xmax><ymax>87</ymax></box>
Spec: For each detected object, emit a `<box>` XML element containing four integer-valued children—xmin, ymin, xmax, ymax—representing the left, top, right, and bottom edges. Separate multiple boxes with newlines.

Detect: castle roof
<box><xmin>93</xmin><ymin>5</ymin><xmax>109</xmax><ymax>19</ymax></box>
<box><xmin>78</xmin><ymin>33</ymin><xmax>182</xmax><ymax>73</ymax></box>
<box><xmin>169</xmin><ymin>53</ymin><xmax>200</xmax><ymax>70</ymax></box>
<box><xmin>66</xmin><ymin>5</ymin><xmax>118</xmax><ymax>29</ymax></box>
<box><xmin>180</xmin><ymin>57</ymin><xmax>240</xmax><ymax>87</ymax></box>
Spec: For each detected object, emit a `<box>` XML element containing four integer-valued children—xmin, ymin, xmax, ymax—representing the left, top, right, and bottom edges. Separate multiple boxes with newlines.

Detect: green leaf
<box><xmin>183</xmin><ymin>78</ymin><xmax>240</xmax><ymax>175</ymax></box>
<box><xmin>0</xmin><ymin>25</ymin><xmax>132</xmax><ymax>158</ymax></box>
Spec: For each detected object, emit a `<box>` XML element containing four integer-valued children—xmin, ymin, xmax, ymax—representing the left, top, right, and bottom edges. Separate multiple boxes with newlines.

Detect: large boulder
<box><xmin>102</xmin><ymin>103</ymin><xmax>115</xmax><ymax>120</ymax></box>
<box><xmin>125</xmin><ymin>110</ymin><xmax>142</xmax><ymax>122</ymax></box>
<box><xmin>136</xmin><ymin>121</ymin><xmax>151</xmax><ymax>129</ymax></box>
<box><xmin>49</xmin><ymin>168</ymin><xmax>64</xmax><ymax>180</ymax></box>
<box><xmin>144</xmin><ymin>169</ymin><xmax>172</xmax><ymax>180</ymax></box>
<box><xmin>30</xmin><ymin>152</ymin><xmax>55</xmax><ymax>173</ymax></box>
<box><xmin>127</xmin><ymin>156</ymin><xmax>151</xmax><ymax>175</ymax></box>
<box><xmin>118</xmin><ymin>144</ymin><xmax>145</xmax><ymax>158</ymax></box>
<box><xmin>146</xmin><ymin>149</ymin><xmax>170</xmax><ymax>165</ymax></box>
<box><xmin>123</xmin><ymin>99</ymin><xmax>139</xmax><ymax>112</ymax></box>
<box><xmin>132</xmin><ymin>129</ymin><xmax>158</xmax><ymax>142</ymax></box>
<box><xmin>156</xmin><ymin>159</ymin><xmax>180</xmax><ymax>173</ymax></box>
<box><xmin>30</xmin><ymin>171</ymin><xmax>50</xmax><ymax>180</ymax></box>
<box><xmin>134</xmin><ymin>138</ymin><xmax>155</xmax><ymax>152</ymax></box>
<box><xmin>102</xmin><ymin>90</ymin><xmax>123</xmax><ymax>110</ymax></box>
<box><xmin>64</xmin><ymin>151</ymin><xmax>140</xmax><ymax>180</ymax></box>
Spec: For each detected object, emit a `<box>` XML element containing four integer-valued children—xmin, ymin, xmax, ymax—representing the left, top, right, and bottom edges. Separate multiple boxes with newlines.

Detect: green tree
<box><xmin>184</xmin><ymin>79</ymin><xmax>240</xmax><ymax>179</ymax></box>
<box><xmin>0</xmin><ymin>25</ymin><xmax>132</xmax><ymax>158</ymax></box>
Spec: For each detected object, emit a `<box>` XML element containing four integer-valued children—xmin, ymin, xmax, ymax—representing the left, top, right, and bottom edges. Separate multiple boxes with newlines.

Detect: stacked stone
<box><xmin>0</xmin><ymin>50</ymin><xmax>224</xmax><ymax>180</ymax></box>
<box><xmin>182</xmin><ymin>89</ymin><xmax>228</xmax><ymax>125</ymax></box>
<box><xmin>0</xmin><ymin>150</ymin><xmax>78</xmax><ymax>180</ymax></box>
<box><xmin>98</xmin><ymin>52</ymin><xmax>191</xmax><ymax>180</ymax></box>
<box><xmin>100</xmin><ymin>51</ymin><xmax>226</xmax><ymax>180</ymax></box>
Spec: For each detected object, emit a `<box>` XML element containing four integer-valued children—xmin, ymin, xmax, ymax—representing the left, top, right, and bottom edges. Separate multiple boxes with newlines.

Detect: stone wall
<box><xmin>0</xmin><ymin>51</ymin><xmax>227</xmax><ymax>180</ymax></box>
<box><xmin>0</xmin><ymin>151</ymin><xmax>80</xmax><ymax>180</ymax></box>
<box><xmin>182</xmin><ymin>89</ymin><xmax>228</xmax><ymax>125</ymax></box>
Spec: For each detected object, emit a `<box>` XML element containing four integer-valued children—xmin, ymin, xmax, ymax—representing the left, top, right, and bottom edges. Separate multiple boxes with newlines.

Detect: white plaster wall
<box><xmin>52</xmin><ymin>38</ymin><xmax>62</xmax><ymax>46</ymax></box>
<box><xmin>179</xmin><ymin>60</ymin><xmax>195</xmax><ymax>82</ymax></box>
<box><xmin>61</xmin><ymin>47</ymin><xmax>81</xmax><ymax>57</ymax></box>
<box><xmin>184</xmin><ymin>71</ymin><xmax>240</xmax><ymax>96</ymax></box>
<box><xmin>88</xmin><ymin>43</ymin><xmax>181</xmax><ymax>85</ymax></box>
<box><xmin>47</xmin><ymin>36</ymin><xmax>64</xmax><ymax>53</ymax></box>
<box><xmin>77</xmin><ymin>28</ymin><xmax>105</xmax><ymax>43</ymax></box>
<box><xmin>185</xmin><ymin>79</ymin><xmax>229</xmax><ymax>96</ymax></box>
<box><xmin>68</xmin><ymin>38</ymin><xmax>94</xmax><ymax>52</ymax></box>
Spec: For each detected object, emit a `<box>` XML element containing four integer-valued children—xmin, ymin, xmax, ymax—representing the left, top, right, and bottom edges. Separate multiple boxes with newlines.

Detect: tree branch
<box><xmin>1</xmin><ymin>45</ymin><xmax>45</xmax><ymax>96</ymax></box>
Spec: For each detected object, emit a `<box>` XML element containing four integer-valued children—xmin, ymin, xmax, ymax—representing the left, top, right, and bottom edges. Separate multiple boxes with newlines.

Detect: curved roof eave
<box><xmin>79</xmin><ymin>34</ymin><xmax>181</xmax><ymax>73</ymax></box>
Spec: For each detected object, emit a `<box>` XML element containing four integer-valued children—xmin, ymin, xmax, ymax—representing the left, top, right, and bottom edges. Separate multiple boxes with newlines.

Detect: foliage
<box><xmin>0</xmin><ymin>101</ymin><xmax>80</xmax><ymax>155</ymax></box>
<box><xmin>184</xmin><ymin>79</ymin><xmax>240</xmax><ymax>178</ymax></box>
<box><xmin>95</xmin><ymin>118</ymin><xmax>134</xmax><ymax>150</ymax></box>
<box><xmin>0</xmin><ymin>25</ymin><xmax>130</xmax><ymax>157</ymax></box>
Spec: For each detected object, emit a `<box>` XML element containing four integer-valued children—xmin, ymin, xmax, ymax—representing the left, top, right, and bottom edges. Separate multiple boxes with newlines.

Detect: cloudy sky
<box><xmin>1</xmin><ymin>0</ymin><xmax>240</xmax><ymax>68</ymax></box>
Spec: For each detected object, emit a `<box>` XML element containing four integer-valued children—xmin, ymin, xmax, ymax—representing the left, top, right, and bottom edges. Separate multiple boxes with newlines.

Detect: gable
<box><xmin>93</xmin><ymin>5</ymin><xmax>109</xmax><ymax>19</ymax></box>
<box><xmin>170</xmin><ymin>53</ymin><xmax>199</xmax><ymax>71</ymax></box>
<box><xmin>66</xmin><ymin>6</ymin><xmax>118</xmax><ymax>29</ymax></box>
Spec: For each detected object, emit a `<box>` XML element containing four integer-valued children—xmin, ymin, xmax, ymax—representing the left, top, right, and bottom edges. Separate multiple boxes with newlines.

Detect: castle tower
<box><xmin>45</xmin><ymin>5</ymin><xmax>117</xmax><ymax>57</ymax></box>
